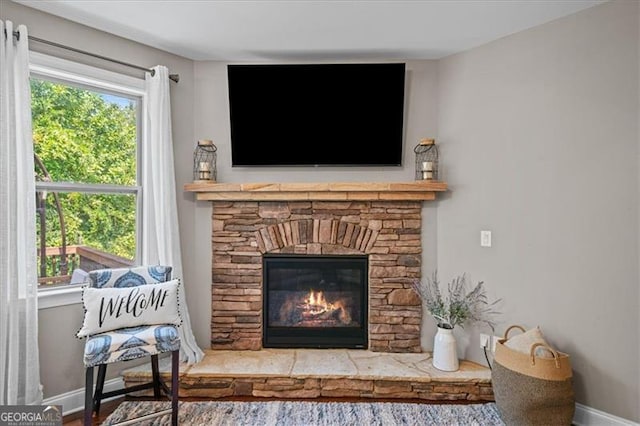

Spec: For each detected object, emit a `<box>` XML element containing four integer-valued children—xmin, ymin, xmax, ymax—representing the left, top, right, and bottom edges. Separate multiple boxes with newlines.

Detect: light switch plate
<box><xmin>480</xmin><ymin>230</ymin><xmax>492</xmax><ymax>247</ymax></box>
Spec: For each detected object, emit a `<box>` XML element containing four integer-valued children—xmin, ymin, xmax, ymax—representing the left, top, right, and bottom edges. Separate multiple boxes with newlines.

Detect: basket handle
<box><xmin>530</xmin><ymin>342</ymin><xmax>560</xmax><ymax>369</ymax></box>
<box><xmin>503</xmin><ymin>325</ymin><xmax>526</xmax><ymax>339</ymax></box>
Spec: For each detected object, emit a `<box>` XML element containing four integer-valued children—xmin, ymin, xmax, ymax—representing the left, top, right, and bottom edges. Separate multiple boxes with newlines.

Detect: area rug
<box><xmin>102</xmin><ymin>400</ymin><xmax>505</xmax><ymax>425</ymax></box>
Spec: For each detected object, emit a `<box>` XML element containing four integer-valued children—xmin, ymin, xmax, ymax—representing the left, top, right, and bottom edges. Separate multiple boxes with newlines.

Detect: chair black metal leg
<box><xmin>151</xmin><ymin>354</ymin><xmax>161</xmax><ymax>398</ymax></box>
<box><xmin>84</xmin><ymin>367</ymin><xmax>94</xmax><ymax>426</ymax></box>
<box><xmin>93</xmin><ymin>364</ymin><xmax>107</xmax><ymax>415</ymax></box>
<box><xmin>171</xmin><ymin>350</ymin><xmax>179</xmax><ymax>426</ymax></box>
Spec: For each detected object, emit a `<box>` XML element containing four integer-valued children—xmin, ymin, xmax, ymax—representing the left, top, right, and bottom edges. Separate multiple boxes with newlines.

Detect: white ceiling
<box><xmin>15</xmin><ymin>0</ymin><xmax>605</xmax><ymax>61</ymax></box>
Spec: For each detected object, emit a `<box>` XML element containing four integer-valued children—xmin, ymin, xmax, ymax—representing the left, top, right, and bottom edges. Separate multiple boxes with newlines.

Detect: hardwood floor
<box><xmin>63</xmin><ymin>398</ymin><xmax>124</xmax><ymax>426</ymax></box>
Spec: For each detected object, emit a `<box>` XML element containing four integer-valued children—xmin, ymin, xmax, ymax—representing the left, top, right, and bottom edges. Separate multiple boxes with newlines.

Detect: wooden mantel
<box><xmin>184</xmin><ymin>181</ymin><xmax>447</xmax><ymax>201</ymax></box>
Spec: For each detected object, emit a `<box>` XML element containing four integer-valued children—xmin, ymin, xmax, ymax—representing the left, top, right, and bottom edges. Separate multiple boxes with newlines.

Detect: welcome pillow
<box><xmin>77</xmin><ymin>279</ymin><xmax>181</xmax><ymax>337</ymax></box>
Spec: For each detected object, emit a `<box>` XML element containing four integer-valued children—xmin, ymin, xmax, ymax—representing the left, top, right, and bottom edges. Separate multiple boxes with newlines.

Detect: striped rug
<box><xmin>103</xmin><ymin>400</ymin><xmax>505</xmax><ymax>425</ymax></box>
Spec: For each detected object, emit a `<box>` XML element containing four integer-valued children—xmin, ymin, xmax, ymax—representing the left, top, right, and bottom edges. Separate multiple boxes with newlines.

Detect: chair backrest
<box><xmin>88</xmin><ymin>265</ymin><xmax>172</xmax><ymax>288</ymax></box>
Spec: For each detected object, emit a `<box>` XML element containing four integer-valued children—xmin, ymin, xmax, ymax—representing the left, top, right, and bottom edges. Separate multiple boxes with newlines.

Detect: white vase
<box><xmin>432</xmin><ymin>326</ymin><xmax>459</xmax><ymax>371</ymax></box>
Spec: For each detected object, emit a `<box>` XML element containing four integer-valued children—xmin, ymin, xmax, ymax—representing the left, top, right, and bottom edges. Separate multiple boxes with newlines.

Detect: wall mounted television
<box><xmin>227</xmin><ymin>63</ymin><xmax>406</xmax><ymax>167</ymax></box>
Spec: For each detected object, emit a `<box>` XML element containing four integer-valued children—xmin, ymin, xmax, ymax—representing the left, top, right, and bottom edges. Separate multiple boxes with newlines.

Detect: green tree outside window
<box><xmin>32</xmin><ymin>78</ymin><xmax>138</xmax><ymax>274</ymax></box>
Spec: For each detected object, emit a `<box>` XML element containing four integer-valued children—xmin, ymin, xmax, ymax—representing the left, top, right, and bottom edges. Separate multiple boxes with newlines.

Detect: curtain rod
<box><xmin>10</xmin><ymin>30</ymin><xmax>179</xmax><ymax>83</ymax></box>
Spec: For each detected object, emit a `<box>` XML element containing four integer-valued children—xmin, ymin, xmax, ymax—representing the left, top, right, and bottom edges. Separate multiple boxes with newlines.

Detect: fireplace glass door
<box><xmin>263</xmin><ymin>255</ymin><xmax>367</xmax><ymax>349</ymax></box>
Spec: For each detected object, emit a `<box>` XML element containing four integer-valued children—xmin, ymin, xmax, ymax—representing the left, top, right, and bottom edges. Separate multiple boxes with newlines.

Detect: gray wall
<box><xmin>0</xmin><ymin>1</ymin><xmax>198</xmax><ymax>398</ymax></box>
<box><xmin>436</xmin><ymin>0</ymin><xmax>639</xmax><ymax>421</ymax></box>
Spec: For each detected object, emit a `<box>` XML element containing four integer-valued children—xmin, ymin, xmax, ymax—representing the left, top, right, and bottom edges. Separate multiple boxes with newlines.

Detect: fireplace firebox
<box><xmin>263</xmin><ymin>254</ymin><xmax>368</xmax><ymax>349</ymax></box>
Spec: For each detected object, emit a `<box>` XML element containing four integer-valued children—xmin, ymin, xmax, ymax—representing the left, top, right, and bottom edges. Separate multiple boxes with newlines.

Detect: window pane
<box><xmin>36</xmin><ymin>191</ymin><xmax>136</xmax><ymax>287</ymax></box>
<box><xmin>31</xmin><ymin>78</ymin><xmax>138</xmax><ymax>185</ymax></box>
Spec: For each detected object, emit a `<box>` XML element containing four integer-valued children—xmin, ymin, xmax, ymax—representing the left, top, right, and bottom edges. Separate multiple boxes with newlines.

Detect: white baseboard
<box><xmin>574</xmin><ymin>403</ymin><xmax>639</xmax><ymax>426</ymax></box>
<box><xmin>42</xmin><ymin>377</ymin><xmax>124</xmax><ymax>416</ymax></box>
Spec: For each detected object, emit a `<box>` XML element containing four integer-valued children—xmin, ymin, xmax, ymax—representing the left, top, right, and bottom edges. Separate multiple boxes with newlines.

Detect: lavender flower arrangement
<box><xmin>412</xmin><ymin>272</ymin><xmax>501</xmax><ymax>330</ymax></box>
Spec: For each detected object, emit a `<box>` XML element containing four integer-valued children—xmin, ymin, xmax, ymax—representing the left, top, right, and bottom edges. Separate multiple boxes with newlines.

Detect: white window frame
<box><xmin>30</xmin><ymin>52</ymin><xmax>146</xmax><ymax>309</ymax></box>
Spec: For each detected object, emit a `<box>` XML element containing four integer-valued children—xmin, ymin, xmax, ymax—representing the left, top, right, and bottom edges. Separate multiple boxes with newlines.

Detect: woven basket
<box><xmin>492</xmin><ymin>325</ymin><xmax>575</xmax><ymax>425</ymax></box>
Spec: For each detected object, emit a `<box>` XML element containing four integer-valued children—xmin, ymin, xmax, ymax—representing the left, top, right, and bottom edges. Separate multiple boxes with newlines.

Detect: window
<box><xmin>29</xmin><ymin>53</ymin><xmax>145</xmax><ymax>305</ymax></box>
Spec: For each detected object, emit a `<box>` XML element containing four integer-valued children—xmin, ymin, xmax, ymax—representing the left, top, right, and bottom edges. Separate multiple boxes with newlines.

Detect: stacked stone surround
<box><xmin>211</xmin><ymin>200</ymin><xmax>423</xmax><ymax>352</ymax></box>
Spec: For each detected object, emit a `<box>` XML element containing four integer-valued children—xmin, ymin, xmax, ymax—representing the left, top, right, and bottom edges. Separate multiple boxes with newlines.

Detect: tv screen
<box><xmin>227</xmin><ymin>63</ymin><xmax>405</xmax><ymax>167</ymax></box>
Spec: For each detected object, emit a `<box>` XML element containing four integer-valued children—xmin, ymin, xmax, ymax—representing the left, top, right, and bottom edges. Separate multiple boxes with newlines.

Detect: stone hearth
<box><xmin>211</xmin><ymin>201</ymin><xmax>423</xmax><ymax>352</ymax></box>
<box><xmin>123</xmin><ymin>349</ymin><xmax>493</xmax><ymax>401</ymax></box>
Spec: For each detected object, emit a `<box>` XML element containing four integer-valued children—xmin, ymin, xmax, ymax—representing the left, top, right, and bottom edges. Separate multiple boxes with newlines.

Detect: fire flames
<box><xmin>277</xmin><ymin>288</ymin><xmax>352</xmax><ymax>326</ymax></box>
<box><xmin>305</xmin><ymin>290</ymin><xmax>333</xmax><ymax>315</ymax></box>
<box><xmin>303</xmin><ymin>289</ymin><xmax>351</xmax><ymax>324</ymax></box>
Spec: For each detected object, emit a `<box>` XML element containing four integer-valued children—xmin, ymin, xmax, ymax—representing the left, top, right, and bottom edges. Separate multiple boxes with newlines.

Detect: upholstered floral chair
<box><xmin>79</xmin><ymin>266</ymin><xmax>180</xmax><ymax>426</ymax></box>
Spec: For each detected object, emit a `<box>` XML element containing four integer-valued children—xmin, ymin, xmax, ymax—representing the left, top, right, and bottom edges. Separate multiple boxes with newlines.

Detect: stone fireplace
<box><xmin>126</xmin><ymin>181</ymin><xmax>493</xmax><ymax>402</ymax></box>
<box><xmin>211</xmin><ymin>200</ymin><xmax>423</xmax><ymax>353</ymax></box>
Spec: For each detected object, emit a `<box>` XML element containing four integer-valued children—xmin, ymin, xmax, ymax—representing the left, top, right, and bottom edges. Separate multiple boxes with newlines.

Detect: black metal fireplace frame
<box><xmin>262</xmin><ymin>254</ymin><xmax>368</xmax><ymax>349</ymax></box>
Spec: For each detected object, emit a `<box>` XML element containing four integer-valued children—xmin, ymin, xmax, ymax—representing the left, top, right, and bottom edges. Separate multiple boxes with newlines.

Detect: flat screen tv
<box><xmin>227</xmin><ymin>63</ymin><xmax>405</xmax><ymax>167</ymax></box>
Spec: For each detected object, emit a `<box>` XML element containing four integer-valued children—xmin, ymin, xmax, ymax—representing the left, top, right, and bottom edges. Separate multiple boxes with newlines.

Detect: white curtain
<box><xmin>0</xmin><ymin>21</ymin><xmax>43</xmax><ymax>405</ymax></box>
<box><xmin>143</xmin><ymin>65</ymin><xmax>204</xmax><ymax>364</ymax></box>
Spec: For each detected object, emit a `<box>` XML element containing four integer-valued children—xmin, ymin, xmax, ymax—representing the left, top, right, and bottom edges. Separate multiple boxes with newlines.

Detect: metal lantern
<box><xmin>414</xmin><ymin>138</ymin><xmax>439</xmax><ymax>181</ymax></box>
<box><xmin>193</xmin><ymin>139</ymin><xmax>217</xmax><ymax>182</ymax></box>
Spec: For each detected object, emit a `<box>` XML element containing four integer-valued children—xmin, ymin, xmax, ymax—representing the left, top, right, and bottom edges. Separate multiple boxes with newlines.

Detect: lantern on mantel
<box><xmin>414</xmin><ymin>138</ymin><xmax>439</xmax><ymax>181</ymax></box>
<box><xmin>193</xmin><ymin>139</ymin><xmax>217</xmax><ymax>182</ymax></box>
